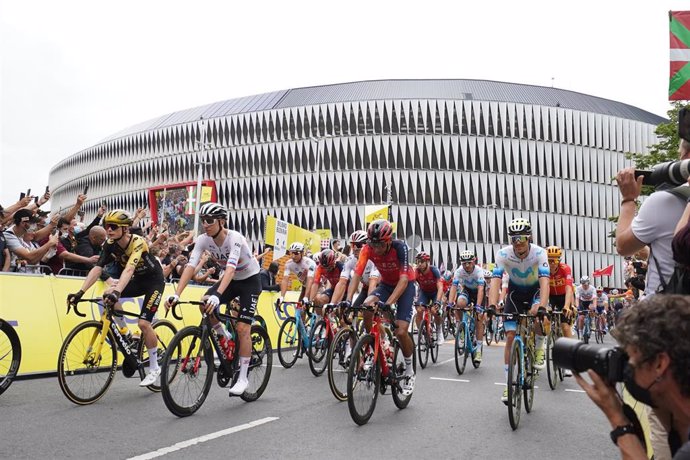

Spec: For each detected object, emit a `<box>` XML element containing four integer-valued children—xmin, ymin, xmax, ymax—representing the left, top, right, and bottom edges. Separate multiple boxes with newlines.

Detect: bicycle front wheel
<box><xmin>485</xmin><ymin>319</ymin><xmax>494</xmax><ymax>346</ymax></box>
<box><xmin>347</xmin><ymin>334</ymin><xmax>380</xmax><ymax>426</ymax></box>
<box><xmin>137</xmin><ymin>320</ymin><xmax>178</xmax><ymax>392</ymax></box>
<box><xmin>0</xmin><ymin>320</ymin><xmax>21</xmax><ymax>396</ymax></box>
<box><xmin>57</xmin><ymin>321</ymin><xmax>117</xmax><ymax>405</ymax></box>
<box><xmin>308</xmin><ymin>319</ymin><xmax>329</xmax><ymax>376</ymax></box>
<box><xmin>454</xmin><ymin>322</ymin><xmax>467</xmax><ymax>375</ymax></box>
<box><xmin>277</xmin><ymin>318</ymin><xmax>300</xmax><ymax>368</ymax></box>
<box><xmin>160</xmin><ymin>326</ymin><xmax>214</xmax><ymax>417</ymax></box>
<box><xmin>507</xmin><ymin>339</ymin><xmax>522</xmax><ymax>430</ymax></box>
<box><xmin>240</xmin><ymin>324</ymin><xmax>272</xmax><ymax>402</ymax></box>
<box><xmin>523</xmin><ymin>346</ymin><xmax>535</xmax><ymax>413</ymax></box>
<box><xmin>545</xmin><ymin>332</ymin><xmax>559</xmax><ymax>390</ymax></box>
<box><xmin>417</xmin><ymin>320</ymin><xmax>429</xmax><ymax>369</ymax></box>
<box><xmin>430</xmin><ymin>323</ymin><xmax>439</xmax><ymax>363</ymax></box>
<box><xmin>328</xmin><ymin>327</ymin><xmax>355</xmax><ymax>402</ymax></box>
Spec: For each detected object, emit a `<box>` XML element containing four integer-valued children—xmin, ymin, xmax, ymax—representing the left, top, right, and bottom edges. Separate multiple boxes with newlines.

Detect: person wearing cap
<box><xmin>3</xmin><ymin>208</ymin><xmax>59</xmax><ymax>271</ymax></box>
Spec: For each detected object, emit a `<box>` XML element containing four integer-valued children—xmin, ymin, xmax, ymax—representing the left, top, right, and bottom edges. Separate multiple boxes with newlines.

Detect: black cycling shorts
<box><xmin>120</xmin><ymin>266</ymin><xmax>165</xmax><ymax>323</ymax></box>
<box><xmin>207</xmin><ymin>274</ymin><xmax>261</xmax><ymax>325</ymax></box>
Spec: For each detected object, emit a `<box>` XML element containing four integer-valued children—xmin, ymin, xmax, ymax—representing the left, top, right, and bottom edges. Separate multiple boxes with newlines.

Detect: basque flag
<box><xmin>670</xmin><ymin>11</ymin><xmax>690</xmax><ymax>100</ymax></box>
<box><xmin>593</xmin><ymin>264</ymin><xmax>614</xmax><ymax>277</ymax></box>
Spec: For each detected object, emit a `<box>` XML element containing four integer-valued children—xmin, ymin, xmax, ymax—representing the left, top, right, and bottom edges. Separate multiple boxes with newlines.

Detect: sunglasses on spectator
<box><xmin>105</xmin><ymin>224</ymin><xmax>123</xmax><ymax>231</ymax></box>
<box><xmin>510</xmin><ymin>235</ymin><xmax>529</xmax><ymax>244</ymax></box>
<box><xmin>201</xmin><ymin>217</ymin><xmax>216</xmax><ymax>225</ymax></box>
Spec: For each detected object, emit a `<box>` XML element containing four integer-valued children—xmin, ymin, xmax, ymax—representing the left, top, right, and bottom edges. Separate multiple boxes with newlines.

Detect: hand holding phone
<box><xmin>83</xmin><ymin>185</ymin><xmax>89</xmax><ymax>195</ymax></box>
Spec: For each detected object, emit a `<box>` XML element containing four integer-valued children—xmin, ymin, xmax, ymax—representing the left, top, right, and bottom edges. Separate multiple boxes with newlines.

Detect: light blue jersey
<box><xmin>492</xmin><ymin>244</ymin><xmax>550</xmax><ymax>292</ymax></box>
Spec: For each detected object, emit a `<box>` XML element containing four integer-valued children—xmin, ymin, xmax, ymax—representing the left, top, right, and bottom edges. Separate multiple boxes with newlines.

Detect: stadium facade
<box><xmin>49</xmin><ymin>79</ymin><xmax>665</xmax><ymax>287</ymax></box>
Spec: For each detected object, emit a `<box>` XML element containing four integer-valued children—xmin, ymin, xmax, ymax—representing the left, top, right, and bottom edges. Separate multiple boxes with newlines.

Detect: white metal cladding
<box><xmin>49</xmin><ymin>85</ymin><xmax>663</xmax><ymax>288</ymax></box>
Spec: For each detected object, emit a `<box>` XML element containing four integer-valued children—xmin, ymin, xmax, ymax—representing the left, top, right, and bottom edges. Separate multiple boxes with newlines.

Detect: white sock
<box><xmin>504</xmin><ymin>365</ymin><xmax>509</xmax><ymax>380</ymax></box>
<box><xmin>238</xmin><ymin>356</ymin><xmax>250</xmax><ymax>382</ymax></box>
<box><xmin>404</xmin><ymin>357</ymin><xmax>413</xmax><ymax>376</ymax></box>
<box><xmin>535</xmin><ymin>335</ymin><xmax>545</xmax><ymax>350</ymax></box>
<box><xmin>148</xmin><ymin>348</ymin><xmax>159</xmax><ymax>372</ymax></box>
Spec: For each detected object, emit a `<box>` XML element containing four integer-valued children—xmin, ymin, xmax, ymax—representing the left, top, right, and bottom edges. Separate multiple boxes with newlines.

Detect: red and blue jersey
<box><xmin>415</xmin><ymin>265</ymin><xmax>441</xmax><ymax>294</ymax></box>
<box><xmin>355</xmin><ymin>240</ymin><xmax>415</xmax><ymax>286</ymax></box>
<box><xmin>313</xmin><ymin>261</ymin><xmax>344</xmax><ymax>288</ymax></box>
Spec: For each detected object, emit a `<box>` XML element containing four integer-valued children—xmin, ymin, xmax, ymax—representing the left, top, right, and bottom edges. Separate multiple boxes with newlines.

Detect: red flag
<box><xmin>592</xmin><ymin>264</ymin><xmax>614</xmax><ymax>277</ymax></box>
<box><xmin>669</xmin><ymin>11</ymin><xmax>690</xmax><ymax>100</ymax></box>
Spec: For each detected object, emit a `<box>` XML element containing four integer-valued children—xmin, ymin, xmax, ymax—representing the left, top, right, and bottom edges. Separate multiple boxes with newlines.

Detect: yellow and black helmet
<box><xmin>546</xmin><ymin>246</ymin><xmax>562</xmax><ymax>259</ymax></box>
<box><xmin>103</xmin><ymin>209</ymin><xmax>133</xmax><ymax>227</ymax></box>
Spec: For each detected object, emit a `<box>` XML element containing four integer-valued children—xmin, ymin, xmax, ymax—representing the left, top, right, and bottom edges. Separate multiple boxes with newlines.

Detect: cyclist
<box><xmin>487</xmin><ymin>218</ymin><xmax>550</xmax><ymax>404</ymax></box>
<box><xmin>308</xmin><ymin>248</ymin><xmax>344</xmax><ymax>314</ymax></box>
<box><xmin>594</xmin><ymin>286</ymin><xmax>609</xmax><ymax>334</ymax></box>
<box><xmin>546</xmin><ymin>246</ymin><xmax>575</xmax><ymax>337</ymax></box>
<box><xmin>165</xmin><ymin>203</ymin><xmax>261</xmax><ymax>396</ymax></box>
<box><xmin>344</xmin><ymin>219</ymin><xmax>417</xmax><ymax>396</ymax></box>
<box><xmin>276</xmin><ymin>242</ymin><xmax>316</xmax><ymax>311</ymax></box>
<box><xmin>448</xmin><ymin>250</ymin><xmax>486</xmax><ymax>363</ymax></box>
<box><xmin>67</xmin><ymin>209</ymin><xmax>165</xmax><ymax>387</ymax></box>
<box><xmin>413</xmin><ymin>251</ymin><xmax>445</xmax><ymax>344</ymax></box>
<box><xmin>575</xmin><ymin>275</ymin><xmax>597</xmax><ymax>338</ymax></box>
<box><xmin>331</xmin><ymin>230</ymin><xmax>380</xmax><ymax>308</ymax></box>
<box><xmin>440</xmin><ymin>270</ymin><xmax>453</xmax><ymax>302</ymax></box>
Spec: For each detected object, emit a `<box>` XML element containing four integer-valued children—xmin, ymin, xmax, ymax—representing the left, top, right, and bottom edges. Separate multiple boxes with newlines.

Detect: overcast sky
<box><xmin>0</xmin><ymin>0</ymin><xmax>685</xmax><ymax>209</ymax></box>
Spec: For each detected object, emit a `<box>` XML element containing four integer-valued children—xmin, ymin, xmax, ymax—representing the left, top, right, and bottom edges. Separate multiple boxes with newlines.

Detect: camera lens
<box><xmin>552</xmin><ymin>338</ymin><xmax>628</xmax><ymax>383</ymax></box>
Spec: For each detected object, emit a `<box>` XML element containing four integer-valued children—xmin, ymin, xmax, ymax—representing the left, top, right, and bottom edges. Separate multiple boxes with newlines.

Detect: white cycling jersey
<box><xmin>576</xmin><ymin>284</ymin><xmax>597</xmax><ymax>302</ymax></box>
<box><xmin>284</xmin><ymin>257</ymin><xmax>317</xmax><ymax>285</ymax></box>
<box><xmin>341</xmin><ymin>254</ymin><xmax>380</xmax><ymax>285</ymax></box>
<box><xmin>452</xmin><ymin>265</ymin><xmax>485</xmax><ymax>291</ymax></box>
<box><xmin>187</xmin><ymin>230</ymin><xmax>260</xmax><ymax>280</ymax></box>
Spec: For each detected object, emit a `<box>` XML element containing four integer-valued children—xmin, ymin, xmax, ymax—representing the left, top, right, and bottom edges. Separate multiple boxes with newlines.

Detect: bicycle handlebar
<box><xmin>167</xmin><ymin>300</ymin><xmax>205</xmax><ymax>321</ymax></box>
<box><xmin>67</xmin><ymin>298</ymin><xmax>143</xmax><ymax>319</ymax></box>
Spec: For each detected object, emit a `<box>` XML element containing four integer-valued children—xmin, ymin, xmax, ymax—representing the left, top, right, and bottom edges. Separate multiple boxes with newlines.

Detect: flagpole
<box><xmin>193</xmin><ymin>118</ymin><xmax>208</xmax><ymax>237</ymax></box>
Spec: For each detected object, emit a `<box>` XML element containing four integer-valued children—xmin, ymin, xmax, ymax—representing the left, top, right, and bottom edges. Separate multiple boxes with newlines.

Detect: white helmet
<box><xmin>459</xmin><ymin>250</ymin><xmax>476</xmax><ymax>262</ymax></box>
<box><xmin>199</xmin><ymin>202</ymin><xmax>227</xmax><ymax>219</ymax></box>
<box><xmin>349</xmin><ymin>230</ymin><xmax>368</xmax><ymax>245</ymax></box>
<box><xmin>507</xmin><ymin>218</ymin><xmax>532</xmax><ymax>236</ymax></box>
<box><xmin>580</xmin><ymin>276</ymin><xmax>590</xmax><ymax>284</ymax></box>
<box><xmin>288</xmin><ymin>242</ymin><xmax>304</xmax><ymax>253</ymax></box>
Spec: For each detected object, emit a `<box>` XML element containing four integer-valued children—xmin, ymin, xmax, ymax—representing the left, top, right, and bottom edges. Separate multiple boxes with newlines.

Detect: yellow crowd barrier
<box><xmin>0</xmin><ymin>273</ymin><xmax>299</xmax><ymax>377</ymax></box>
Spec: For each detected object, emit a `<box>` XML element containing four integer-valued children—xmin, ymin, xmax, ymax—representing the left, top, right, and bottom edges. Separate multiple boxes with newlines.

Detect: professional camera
<box><xmin>635</xmin><ymin>159</ymin><xmax>690</xmax><ymax>187</ymax></box>
<box><xmin>552</xmin><ymin>338</ymin><xmax>628</xmax><ymax>384</ymax></box>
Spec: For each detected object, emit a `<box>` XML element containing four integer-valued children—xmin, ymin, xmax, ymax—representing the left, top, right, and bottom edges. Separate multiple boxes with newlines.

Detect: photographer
<box><xmin>615</xmin><ymin>139</ymin><xmax>690</xmax><ymax>296</ymax></box>
<box><xmin>573</xmin><ymin>295</ymin><xmax>690</xmax><ymax>459</ymax></box>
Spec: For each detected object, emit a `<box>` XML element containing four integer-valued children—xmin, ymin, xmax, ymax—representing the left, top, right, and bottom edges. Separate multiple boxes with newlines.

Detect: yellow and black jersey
<box><xmin>97</xmin><ymin>234</ymin><xmax>159</xmax><ymax>276</ymax></box>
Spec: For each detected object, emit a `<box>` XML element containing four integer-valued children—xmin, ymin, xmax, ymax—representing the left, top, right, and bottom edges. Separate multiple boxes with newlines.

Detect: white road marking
<box><xmin>430</xmin><ymin>377</ymin><xmax>470</xmax><ymax>383</ymax></box>
<box><xmin>127</xmin><ymin>417</ymin><xmax>279</xmax><ymax>460</ymax></box>
<box><xmin>565</xmin><ymin>389</ymin><xmax>586</xmax><ymax>393</ymax></box>
<box><xmin>494</xmin><ymin>382</ymin><xmax>507</xmax><ymax>386</ymax></box>
<box><xmin>439</xmin><ymin>357</ymin><xmax>455</xmax><ymax>365</ymax></box>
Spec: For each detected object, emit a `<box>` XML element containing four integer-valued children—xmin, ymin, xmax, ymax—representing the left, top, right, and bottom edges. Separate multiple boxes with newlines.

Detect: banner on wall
<box><xmin>313</xmin><ymin>229</ymin><xmax>332</xmax><ymax>249</ymax></box>
<box><xmin>263</xmin><ymin>216</ymin><xmax>321</xmax><ymax>255</ymax></box>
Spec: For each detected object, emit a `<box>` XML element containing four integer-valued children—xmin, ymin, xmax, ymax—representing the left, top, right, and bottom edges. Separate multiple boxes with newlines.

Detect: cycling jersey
<box><xmin>416</xmin><ymin>265</ymin><xmax>441</xmax><ymax>294</ymax></box>
<box><xmin>354</xmin><ymin>240</ymin><xmax>415</xmax><ymax>286</ymax></box>
<box><xmin>492</xmin><ymin>244</ymin><xmax>550</xmax><ymax>293</ymax></box>
<box><xmin>284</xmin><ymin>257</ymin><xmax>317</xmax><ymax>285</ymax></box>
<box><xmin>441</xmin><ymin>277</ymin><xmax>452</xmax><ymax>294</ymax></box>
<box><xmin>549</xmin><ymin>263</ymin><xmax>573</xmax><ymax>296</ymax></box>
<box><xmin>97</xmin><ymin>234</ymin><xmax>159</xmax><ymax>276</ymax></box>
<box><xmin>452</xmin><ymin>265</ymin><xmax>486</xmax><ymax>292</ymax></box>
<box><xmin>188</xmin><ymin>230</ymin><xmax>260</xmax><ymax>280</ymax></box>
<box><xmin>576</xmin><ymin>284</ymin><xmax>597</xmax><ymax>302</ymax></box>
<box><xmin>313</xmin><ymin>261</ymin><xmax>344</xmax><ymax>288</ymax></box>
<box><xmin>341</xmin><ymin>255</ymin><xmax>379</xmax><ymax>285</ymax></box>
<box><xmin>596</xmin><ymin>293</ymin><xmax>609</xmax><ymax>307</ymax></box>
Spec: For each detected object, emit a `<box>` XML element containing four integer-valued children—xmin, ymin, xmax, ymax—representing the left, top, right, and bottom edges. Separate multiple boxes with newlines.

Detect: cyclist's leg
<box><xmin>229</xmin><ymin>274</ymin><xmax>261</xmax><ymax>395</ymax></box>
<box><xmin>395</xmin><ymin>283</ymin><xmax>416</xmax><ymax>394</ymax></box>
<box><xmin>126</xmin><ymin>276</ymin><xmax>165</xmax><ymax>385</ymax></box>
<box><xmin>364</xmin><ymin>284</ymin><xmax>394</xmax><ymax>332</ymax></box>
<box><xmin>531</xmin><ymin>292</ymin><xmax>547</xmax><ymax>369</ymax></box>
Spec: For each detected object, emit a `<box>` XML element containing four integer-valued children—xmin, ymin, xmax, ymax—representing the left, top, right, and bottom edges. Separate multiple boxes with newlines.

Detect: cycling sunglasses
<box><xmin>510</xmin><ymin>235</ymin><xmax>529</xmax><ymax>244</ymax></box>
<box><xmin>105</xmin><ymin>223</ymin><xmax>123</xmax><ymax>231</ymax></box>
<box><xmin>201</xmin><ymin>217</ymin><xmax>217</xmax><ymax>225</ymax></box>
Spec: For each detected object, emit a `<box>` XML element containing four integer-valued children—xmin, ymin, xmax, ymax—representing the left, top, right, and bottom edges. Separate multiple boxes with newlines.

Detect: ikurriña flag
<box><xmin>670</xmin><ymin>11</ymin><xmax>690</xmax><ymax>100</ymax></box>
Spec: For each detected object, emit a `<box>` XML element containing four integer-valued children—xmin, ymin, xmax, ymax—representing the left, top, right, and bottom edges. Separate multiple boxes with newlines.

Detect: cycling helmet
<box><xmin>611</xmin><ymin>289</ymin><xmax>619</xmax><ymax>295</ymax></box>
<box><xmin>199</xmin><ymin>202</ymin><xmax>227</xmax><ymax>219</ymax></box>
<box><xmin>367</xmin><ymin>219</ymin><xmax>393</xmax><ymax>243</ymax></box>
<box><xmin>596</xmin><ymin>286</ymin><xmax>604</xmax><ymax>292</ymax></box>
<box><xmin>459</xmin><ymin>250</ymin><xmax>476</xmax><ymax>262</ymax></box>
<box><xmin>507</xmin><ymin>218</ymin><xmax>532</xmax><ymax>236</ymax></box>
<box><xmin>319</xmin><ymin>249</ymin><xmax>337</xmax><ymax>268</ymax></box>
<box><xmin>580</xmin><ymin>276</ymin><xmax>590</xmax><ymax>284</ymax></box>
<box><xmin>484</xmin><ymin>269</ymin><xmax>493</xmax><ymax>278</ymax></box>
<box><xmin>288</xmin><ymin>242</ymin><xmax>304</xmax><ymax>253</ymax></box>
<box><xmin>349</xmin><ymin>230</ymin><xmax>368</xmax><ymax>245</ymax></box>
<box><xmin>103</xmin><ymin>209</ymin><xmax>133</xmax><ymax>227</ymax></box>
<box><xmin>546</xmin><ymin>246</ymin><xmax>562</xmax><ymax>259</ymax></box>
<box><xmin>415</xmin><ymin>251</ymin><xmax>431</xmax><ymax>262</ymax></box>
<box><xmin>442</xmin><ymin>270</ymin><xmax>453</xmax><ymax>282</ymax></box>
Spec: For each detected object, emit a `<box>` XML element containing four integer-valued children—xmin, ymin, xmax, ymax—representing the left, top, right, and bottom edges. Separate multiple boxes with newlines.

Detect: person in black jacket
<box><xmin>260</xmin><ymin>262</ymin><xmax>280</xmax><ymax>291</ymax></box>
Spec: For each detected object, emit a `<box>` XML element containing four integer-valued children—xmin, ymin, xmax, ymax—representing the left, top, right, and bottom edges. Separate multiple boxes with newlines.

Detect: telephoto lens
<box><xmin>637</xmin><ymin>159</ymin><xmax>690</xmax><ymax>187</ymax></box>
<box><xmin>552</xmin><ymin>338</ymin><xmax>628</xmax><ymax>384</ymax></box>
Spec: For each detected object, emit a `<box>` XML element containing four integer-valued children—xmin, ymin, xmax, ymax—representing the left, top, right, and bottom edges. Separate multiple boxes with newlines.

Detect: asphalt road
<box><xmin>1</xmin><ymin>335</ymin><xmax>620</xmax><ymax>460</ymax></box>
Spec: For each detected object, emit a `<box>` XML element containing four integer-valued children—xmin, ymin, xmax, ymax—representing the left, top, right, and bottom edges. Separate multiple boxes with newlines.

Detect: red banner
<box><xmin>592</xmin><ymin>264</ymin><xmax>614</xmax><ymax>277</ymax></box>
<box><xmin>670</xmin><ymin>11</ymin><xmax>690</xmax><ymax>100</ymax></box>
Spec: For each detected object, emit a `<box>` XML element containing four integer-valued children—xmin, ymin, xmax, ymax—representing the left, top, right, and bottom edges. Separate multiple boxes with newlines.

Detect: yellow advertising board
<box><xmin>364</xmin><ymin>204</ymin><xmax>389</xmax><ymax>224</ymax></box>
<box><xmin>264</xmin><ymin>215</ymin><xmax>322</xmax><ymax>256</ymax></box>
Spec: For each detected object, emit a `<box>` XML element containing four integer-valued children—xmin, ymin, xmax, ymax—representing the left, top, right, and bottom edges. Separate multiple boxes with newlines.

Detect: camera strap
<box><xmin>666</xmin><ymin>185</ymin><xmax>690</xmax><ymax>201</ymax></box>
<box><xmin>621</xmin><ymin>402</ymin><xmax>648</xmax><ymax>452</ymax></box>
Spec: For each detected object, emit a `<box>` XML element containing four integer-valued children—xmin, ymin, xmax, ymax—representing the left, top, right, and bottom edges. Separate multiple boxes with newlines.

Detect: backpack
<box><xmin>652</xmin><ymin>185</ymin><xmax>690</xmax><ymax>295</ymax></box>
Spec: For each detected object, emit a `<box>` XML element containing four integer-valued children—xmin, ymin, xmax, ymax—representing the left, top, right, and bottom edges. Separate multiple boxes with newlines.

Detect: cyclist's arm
<box><xmin>476</xmin><ymin>283</ymin><xmax>485</xmax><ymax>307</ymax></box>
<box><xmin>536</xmin><ymin>276</ymin><xmax>550</xmax><ymax>311</ymax></box>
<box><xmin>2</xmin><ymin>248</ymin><xmax>10</xmax><ymax>271</ymax></box>
<box><xmin>78</xmin><ymin>265</ymin><xmax>104</xmax><ymax>292</ymax></box>
<box><xmin>435</xmin><ymin>279</ymin><xmax>444</xmax><ymax>302</ymax></box>
<box><xmin>330</xmin><ymin>277</ymin><xmax>349</xmax><ymax>304</ymax></box>
<box><xmin>385</xmin><ymin>274</ymin><xmax>408</xmax><ymax>306</ymax></box>
<box><xmin>488</xmin><ymin>276</ymin><xmax>501</xmax><ymax>307</ymax></box>
<box><xmin>308</xmin><ymin>267</ymin><xmax>322</xmax><ymax>301</ymax></box>
<box><xmin>173</xmin><ymin>264</ymin><xmax>196</xmax><ymax>297</ymax></box>
<box><xmin>214</xmin><ymin>265</ymin><xmax>236</xmax><ymax>297</ymax></box>
<box><xmin>448</xmin><ymin>284</ymin><xmax>458</xmax><ymax>304</ymax></box>
<box><xmin>564</xmin><ymin>284</ymin><xmax>574</xmax><ymax>310</ymax></box>
<box><xmin>111</xmin><ymin>265</ymin><xmax>135</xmax><ymax>294</ymax></box>
<box><xmin>303</xmin><ymin>274</ymin><xmax>315</xmax><ymax>301</ymax></box>
<box><xmin>366</xmin><ymin>274</ymin><xmax>379</xmax><ymax>295</ymax></box>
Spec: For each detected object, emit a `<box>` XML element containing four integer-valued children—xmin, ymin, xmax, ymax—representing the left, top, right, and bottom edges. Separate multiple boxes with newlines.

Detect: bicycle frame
<box><xmin>456</xmin><ymin>306</ymin><xmax>480</xmax><ymax>354</ymax></box>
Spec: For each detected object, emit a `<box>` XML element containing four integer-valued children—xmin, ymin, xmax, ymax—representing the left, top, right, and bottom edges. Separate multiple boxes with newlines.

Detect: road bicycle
<box><xmin>415</xmin><ymin>301</ymin><xmax>441</xmax><ymax>369</ymax></box>
<box><xmin>442</xmin><ymin>305</ymin><xmax>457</xmax><ymax>339</ymax></box>
<box><xmin>578</xmin><ymin>310</ymin><xmax>595</xmax><ymax>344</ymax></box>
<box><xmin>308</xmin><ymin>303</ymin><xmax>341</xmax><ymax>376</ymax></box>
<box><xmin>58</xmin><ymin>298</ymin><xmax>177</xmax><ymax>405</ymax></box>
<box><xmin>0</xmin><ymin>318</ymin><xmax>21</xmax><ymax>396</ymax></box>
<box><xmin>160</xmin><ymin>300</ymin><xmax>271</xmax><ymax>417</ymax></box>
<box><xmin>500</xmin><ymin>312</ymin><xmax>538</xmax><ymax>430</ymax></box>
<box><xmin>545</xmin><ymin>310</ymin><xmax>565</xmax><ymax>390</ymax></box>
<box><xmin>594</xmin><ymin>311</ymin><xmax>606</xmax><ymax>344</ymax></box>
<box><xmin>347</xmin><ymin>302</ymin><xmax>416</xmax><ymax>425</ymax></box>
<box><xmin>276</xmin><ymin>300</ymin><xmax>319</xmax><ymax>374</ymax></box>
<box><xmin>451</xmin><ymin>305</ymin><xmax>482</xmax><ymax>375</ymax></box>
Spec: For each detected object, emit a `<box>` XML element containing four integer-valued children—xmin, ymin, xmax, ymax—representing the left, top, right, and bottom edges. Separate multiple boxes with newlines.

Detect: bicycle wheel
<box><xmin>241</xmin><ymin>324</ymin><xmax>272</xmax><ymax>402</ymax></box>
<box><xmin>545</xmin><ymin>333</ymin><xmax>559</xmax><ymax>390</ymax></box>
<box><xmin>160</xmin><ymin>326</ymin><xmax>214</xmax><ymax>417</ymax></box>
<box><xmin>430</xmin><ymin>323</ymin><xmax>439</xmax><ymax>364</ymax></box>
<box><xmin>347</xmin><ymin>334</ymin><xmax>380</xmax><ymax>426</ymax></box>
<box><xmin>485</xmin><ymin>319</ymin><xmax>494</xmax><ymax>346</ymax></box>
<box><xmin>277</xmin><ymin>318</ymin><xmax>300</xmax><ymax>368</ymax></box>
<box><xmin>391</xmin><ymin>333</ymin><xmax>416</xmax><ymax>409</ymax></box>
<box><xmin>308</xmin><ymin>319</ymin><xmax>329</xmax><ymax>376</ymax></box>
<box><xmin>595</xmin><ymin>326</ymin><xmax>603</xmax><ymax>344</ymax></box>
<box><xmin>328</xmin><ymin>327</ymin><xmax>355</xmax><ymax>402</ymax></box>
<box><xmin>57</xmin><ymin>320</ymin><xmax>118</xmax><ymax>405</ymax></box>
<box><xmin>454</xmin><ymin>322</ymin><xmax>467</xmax><ymax>375</ymax></box>
<box><xmin>507</xmin><ymin>339</ymin><xmax>522</xmax><ymax>430</ymax></box>
<box><xmin>523</xmin><ymin>346</ymin><xmax>535</xmax><ymax>413</ymax></box>
<box><xmin>417</xmin><ymin>320</ymin><xmax>429</xmax><ymax>369</ymax></box>
<box><xmin>0</xmin><ymin>320</ymin><xmax>21</xmax><ymax>396</ymax></box>
<box><xmin>137</xmin><ymin>320</ymin><xmax>178</xmax><ymax>392</ymax></box>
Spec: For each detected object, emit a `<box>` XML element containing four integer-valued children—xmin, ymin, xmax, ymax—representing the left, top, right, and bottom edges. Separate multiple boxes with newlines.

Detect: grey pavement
<box><xmin>0</xmin><ymin>336</ymin><xmax>620</xmax><ymax>459</ymax></box>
